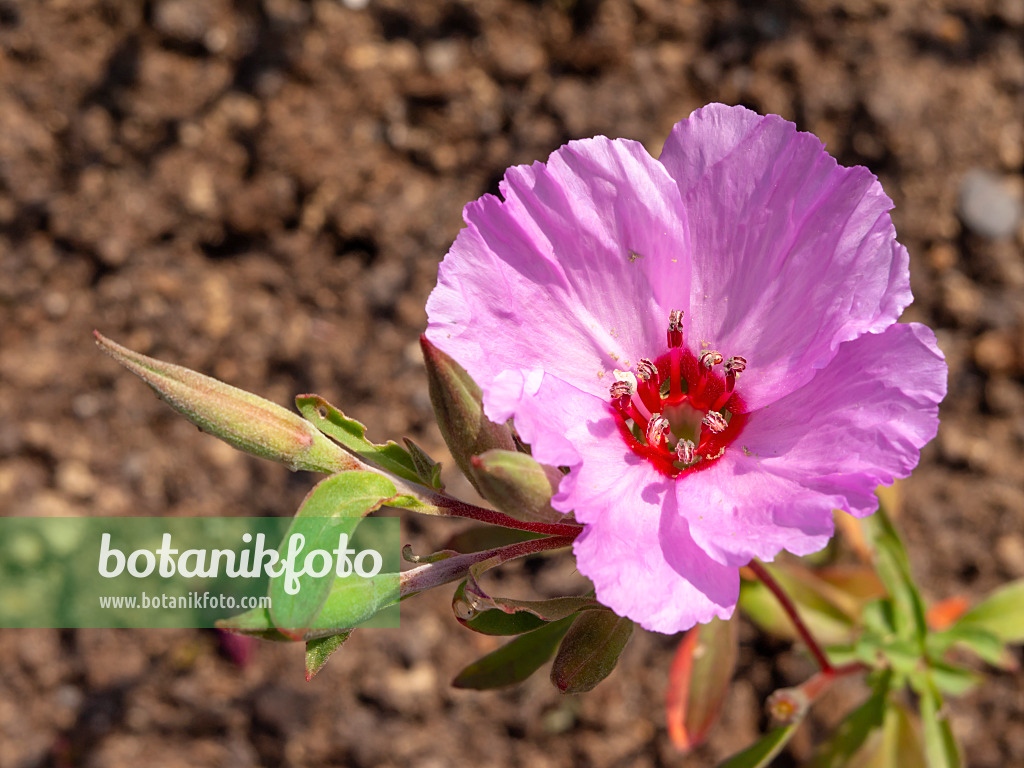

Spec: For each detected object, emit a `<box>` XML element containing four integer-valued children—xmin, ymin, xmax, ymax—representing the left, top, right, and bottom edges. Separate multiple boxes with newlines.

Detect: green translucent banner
<box><xmin>0</xmin><ymin>517</ymin><xmax>400</xmax><ymax>630</ymax></box>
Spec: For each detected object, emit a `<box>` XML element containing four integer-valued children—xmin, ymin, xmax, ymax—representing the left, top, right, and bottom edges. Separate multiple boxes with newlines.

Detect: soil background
<box><xmin>1</xmin><ymin>0</ymin><xmax>1023</xmax><ymax>766</ymax></box>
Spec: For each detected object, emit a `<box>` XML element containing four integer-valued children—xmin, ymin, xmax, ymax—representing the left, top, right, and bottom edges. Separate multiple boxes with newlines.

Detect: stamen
<box><xmin>725</xmin><ymin>355</ymin><xmax>747</xmax><ymax>393</ymax></box>
<box><xmin>646</xmin><ymin>415</ymin><xmax>670</xmax><ymax>447</ymax></box>
<box><xmin>609</xmin><ymin>380</ymin><xmax>633</xmax><ymax>399</ymax></box>
<box><xmin>636</xmin><ymin>358</ymin><xmax>657</xmax><ymax>381</ymax></box>
<box><xmin>702</xmin><ymin>411</ymin><xmax>727</xmax><ymax>434</ymax></box>
<box><xmin>635</xmin><ymin>358</ymin><xmax>662</xmax><ymax>413</ymax></box>
<box><xmin>667</xmin><ymin>309</ymin><xmax>684</xmax><ymax>348</ymax></box>
<box><xmin>675</xmin><ymin>439</ymin><xmax>695</xmax><ymax>465</ymax></box>
<box><xmin>699</xmin><ymin>350</ymin><xmax>724</xmax><ymax>371</ymax></box>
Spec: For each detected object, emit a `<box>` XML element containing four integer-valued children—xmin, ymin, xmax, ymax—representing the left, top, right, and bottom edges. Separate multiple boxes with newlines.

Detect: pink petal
<box><xmin>674</xmin><ymin>457</ymin><xmax>836</xmax><ymax>567</ymax></box>
<box><xmin>426</xmin><ymin>136</ymin><xmax>691</xmax><ymax>403</ymax></box>
<box><xmin>676</xmin><ymin>323</ymin><xmax>945</xmax><ymax>566</ymax></box>
<box><xmin>741</xmin><ymin>322</ymin><xmax>946</xmax><ymax>517</ymax></box>
<box><xmin>574</xmin><ymin>485</ymin><xmax>737</xmax><ymax>634</ymax></box>
<box><xmin>659</xmin><ymin>104</ymin><xmax>912</xmax><ymax>409</ymax></box>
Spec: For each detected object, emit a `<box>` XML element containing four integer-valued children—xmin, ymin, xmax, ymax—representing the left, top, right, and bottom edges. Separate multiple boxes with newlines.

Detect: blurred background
<box><xmin>1</xmin><ymin>0</ymin><xmax>1022</xmax><ymax>765</ymax></box>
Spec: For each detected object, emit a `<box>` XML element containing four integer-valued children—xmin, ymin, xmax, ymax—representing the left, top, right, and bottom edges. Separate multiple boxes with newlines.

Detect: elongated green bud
<box><xmin>95</xmin><ymin>332</ymin><xmax>361</xmax><ymax>474</ymax></box>
<box><xmin>471</xmin><ymin>449</ymin><xmax>566</xmax><ymax>524</ymax></box>
<box><xmin>419</xmin><ymin>336</ymin><xmax>515</xmax><ymax>488</ymax></box>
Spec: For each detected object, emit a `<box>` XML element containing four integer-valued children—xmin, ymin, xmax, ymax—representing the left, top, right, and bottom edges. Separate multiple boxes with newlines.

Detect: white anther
<box><xmin>675</xmin><ymin>439</ymin><xmax>695</xmax><ymax>465</ymax></box>
<box><xmin>646</xmin><ymin>415</ymin><xmax>670</xmax><ymax>445</ymax></box>
<box><xmin>702</xmin><ymin>411</ymin><xmax>728</xmax><ymax>434</ymax></box>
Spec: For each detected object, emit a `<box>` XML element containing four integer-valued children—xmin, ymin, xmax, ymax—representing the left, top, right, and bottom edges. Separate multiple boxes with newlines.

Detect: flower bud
<box><xmin>470</xmin><ymin>449</ymin><xmax>567</xmax><ymax>524</ymax></box>
<box><xmin>95</xmin><ymin>332</ymin><xmax>360</xmax><ymax>474</ymax></box>
<box><xmin>419</xmin><ymin>335</ymin><xmax>515</xmax><ymax>488</ymax></box>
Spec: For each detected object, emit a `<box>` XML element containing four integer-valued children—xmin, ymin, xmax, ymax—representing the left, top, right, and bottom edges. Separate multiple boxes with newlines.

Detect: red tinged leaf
<box><xmin>666</xmin><ymin>616</ymin><xmax>739</xmax><ymax>752</ymax></box>
<box><xmin>926</xmin><ymin>595</ymin><xmax>970</xmax><ymax>631</ymax></box>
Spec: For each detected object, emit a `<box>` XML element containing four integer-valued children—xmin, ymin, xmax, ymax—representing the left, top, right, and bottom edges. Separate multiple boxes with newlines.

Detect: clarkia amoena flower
<box><xmin>426</xmin><ymin>104</ymin><xmax>947</xmax><ymax>633</ymax></box>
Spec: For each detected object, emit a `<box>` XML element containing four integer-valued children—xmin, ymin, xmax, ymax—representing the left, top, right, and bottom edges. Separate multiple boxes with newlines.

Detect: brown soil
<box><xmin>1</xmin><ymin>1</ymin><xmax>1023</xmax><ymax>766</ymax></box>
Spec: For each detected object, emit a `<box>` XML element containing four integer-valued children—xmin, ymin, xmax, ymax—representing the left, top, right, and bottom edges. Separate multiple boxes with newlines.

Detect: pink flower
<box><xmin>425</xmin><ymin>104</ymin><xmax>947</xmax><ymax>633</ymax></box>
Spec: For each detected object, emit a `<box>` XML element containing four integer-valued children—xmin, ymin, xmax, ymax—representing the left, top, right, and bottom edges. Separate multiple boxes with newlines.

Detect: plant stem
<box><xmin>747</xmin><ymin>559</ymin><xmax>833</xmax><ymax>673</ymax></box>
<box><xmin>400</xmin><ymin>535</ymin><xmax>576</xmax><ymax>595</ymax></box>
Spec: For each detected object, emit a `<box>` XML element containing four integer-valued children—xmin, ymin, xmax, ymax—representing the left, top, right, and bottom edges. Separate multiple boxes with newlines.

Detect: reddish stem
<box><xmin>424</xmin><ymin>493</ymin><xmax>583</xmax><ymax>538</ymax></box>
<box><xmin>400</xmin><ymin>535</ymin><xmax>576</xmax><ymax>595</ymax></box>
<box><xmin>747</xmin><ymin>559</ymin><xmax>833</xmax><ymax>673</ymax></box>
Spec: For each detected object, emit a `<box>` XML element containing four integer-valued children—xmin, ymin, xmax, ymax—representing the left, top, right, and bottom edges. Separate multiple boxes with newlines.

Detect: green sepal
<box><xmin>420</xmin><ymin>335</ymin><xmax>516</xmax><ymax>491</ymax></box>
<box><xmin>296</xmin><ymin>395</ymin><xmax>422</xmax><ymax>484</ymax></box>
<box><xmin>471</xmin><ymin>449</ymin><xmax>566</xmax><ymax>524</ymax></box>
<box><xmin>452</xmin><ymin>615</ymin><xmax>576</xmax><ymax>690</ymax></box>
<box><xmin>550</xmin><ymin>608</ymin><xmax>633</xmax><ymax>694</ymax></box>
<box><xmin>95</xmin><ymin>332</ymin><xmax>359</xmax><ymax>474</ymax></box>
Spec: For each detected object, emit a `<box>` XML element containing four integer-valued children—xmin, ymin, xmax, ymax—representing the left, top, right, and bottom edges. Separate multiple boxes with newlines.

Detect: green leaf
<box><xmin>311</xmin><ymin>571</ymin><xmax>400</xmax><ymax>632</ymax></box>
<box><xmin>925</xmin><ymin>660</ymin><xmax>981</xmax><ymax>697</ymax></box>
<box><xmin>915</xmin><ymin>678</ymin><xmax>962</xmax><ymax>768</ymax></box>
<box><xmin>452</xmin><ymin>580</ymin><xmax>598</xmax><ymax>636</ymax></box>
<box><xmin>879</xmin><ymin>701</ymin><xmax>926</xmax><ymax>768</ymax></box>
<box><xmin>452</xmin><ymin>615</ymin><xmax>576</xmax><ymax>690</ymax></box>
<box><xmin>927</xmin><ymin>624</ymin><xmax>1013</xmax><ymax>669</ymax></box>
<box><xmin>666</xmin><ymin>617</ymin><xmax>739</xmax><ymax>752</ymax></box>
<box><xmin>955</xmin><ymin>579</ymin><xmax>1024</xmax><ymax>644</ymax></box>
<box><xmin>809</xmin><ymin>672</ymin><xmax>891</xmax><ymax>768</ymax></box>
<box><xmin>716</xmin><ymin>723</ymin><xmax>803</xmax><ymax>768</ymax></box>
<box><xmin>269</xmin><ymin>471</ymin><xmax>397</xmax><ymax>638</ymax></box>
<box><xmin>862</xmin><ymin>507</ymin><xmax>928</xmax><ymax>648</ymax></box>
<box><xmin>402</xmin><ymin>438</ymin><xmax>444</xmax><ymax>490</ymax></box>
<box><xmin>219</xmin><ymin>571</ymin><xmax>400</xmax><ymax>641</ymax></box>
<box><xmin>550</xmin><ymin>609</ymin><xmax>633</xmax><ymax>693</ymax></box>
<box><xmin>305</xmin><ymin>632</ymin><xmax>351</xmax><ymax>681</ymax></box>
<box><xmin>296</xmin><ymin>395</ymin><xmax>423</xmax><ymax>484</ymax></box>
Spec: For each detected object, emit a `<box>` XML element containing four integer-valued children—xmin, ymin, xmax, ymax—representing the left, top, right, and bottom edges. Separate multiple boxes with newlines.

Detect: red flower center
<box><xmin>608</xmin><ymin>312</ymin><xmax>748</xmax><ymax>478</ymax></box>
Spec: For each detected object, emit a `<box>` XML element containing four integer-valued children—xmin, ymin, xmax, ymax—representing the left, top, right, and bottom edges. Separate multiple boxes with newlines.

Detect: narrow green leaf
<box><xmin>955</xmin><ymin>579</ymin><xmax>1024</xmax><ymax>644</ymax></box>
<box><xmin>269</xmin><ymin>471</ymin><xmax>397</xmax><ymax>637</ymax></box>
<box><xmin>927</xmin><ymin>624</ymin><xmax>1013</xmax><ymax>670</ymax></box>
<box><xmin>297</xmin><ymin>395</ymin><xmax>423</xmax><ymax>484</ymax></box>
<box><xmin>880</xmin><ymin>701</ymin><xmax>926</xmax><ymax>768</ymax></box>
<box><xmin>305</xmin><ymin>632</ymin><xmax>351</xmax><ymax>681</ymax></box>
<box><xmin>809</xmin><ymin>672</ymin><xmax>891</xmax><ymax>768</ymax></box>
<box><xmin>915</xmin><ymin>677</ymin><xmax>962</xmax><ymax>768</ymax></box>
<box><xmin>926</xmin><ymin>660</ymin><xmax>981</xmax><ymax>697</ymax></box>
<box><xmin>452</xmin><ymin>615</ymin><xmax>576</xmax><ymax>690</ymax></box>
<box><xmin>550</xmin><ymin>609</ymin><xmax>633</xmax><ymax>693</ymax></box>
<box><xmin>716</xmin><ymin>723</ymin><xmax>803</xmax><ymax>768</ymax></box>
<box><xmin>862</xmin><ymin>507</ymin><xmax>928</xmax><ymax>647</ymax></box>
